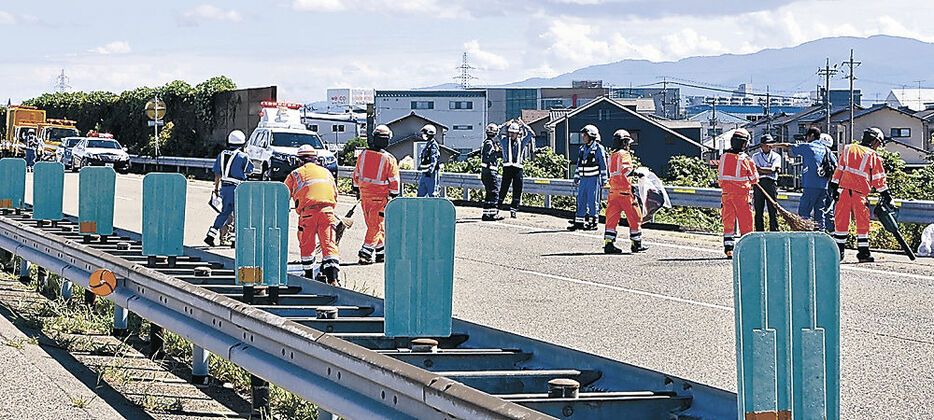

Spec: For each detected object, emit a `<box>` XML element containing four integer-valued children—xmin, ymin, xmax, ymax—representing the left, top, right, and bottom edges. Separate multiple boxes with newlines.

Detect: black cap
<box><xmin>760</xmin><ymin>134</ymin><xmax>775</xmax><ymax>144</ymax></box>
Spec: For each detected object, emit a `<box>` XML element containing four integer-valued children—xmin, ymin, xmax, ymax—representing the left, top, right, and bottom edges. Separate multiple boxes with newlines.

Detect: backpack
<box><xmin>816</xmin><ymin>146</ymin><xmax>836</xmax><ymax>178</ymax></box>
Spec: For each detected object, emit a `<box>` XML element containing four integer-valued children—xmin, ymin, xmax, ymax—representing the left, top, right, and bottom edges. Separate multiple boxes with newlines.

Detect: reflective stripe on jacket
<box><xmin>285</xmin><ymin>163</ymin><xmax>337</xmax><ymax>210</ymax></box>
<box><xmin>831</xmin><ymin>144</ymin><xmax>887</xmax><ymax>193</ymax></box>
<box><xmin>718</xmin><ymin>152</ymin><xmax>758</xmax><ymax>194</ymax></box>
<box><xmin>352</xmin><ymin>149</ymin><xmax>401</xmax><ymax>196</ymax></box>
<box><xmin>608</xmin><ymin>150</ymin><xmax>634</xmax><ymax>192</ymax></box>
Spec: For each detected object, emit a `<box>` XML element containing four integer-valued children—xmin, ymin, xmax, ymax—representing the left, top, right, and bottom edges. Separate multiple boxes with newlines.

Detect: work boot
<box><xmin>856</xmin><ymin>248</ymin><xmax>874</xmax><ymax>263</ymax></box>
<box><xmin>203</xmin><ymin>236</ymin><xmax>215</xmax><ymax>247</ymax></box>
<box><xmin>584</xmin><ymin>222</ymin><xmax>599</xmax><ymax>231</ymax></box>
<box><xmin>375</xmin><ymin>254</ymin><xmax>385</xmax><ymax>263</ymax></box>
<box><xmin>303</xmin><ymin>269</ymin><xmax>315</xmax><ymax>280</ymax></box>
<box><xmin>358</xmin><ymin>250</ymin><xmax>373</xmax><ymax>265</ymax></box>
<box><xmin>510</xmin><ymin>209</ymin><xmax>517</xmax><ymax>219</ymax></box>
<box><xmin>567</xmin><ymin>221</ymin><xmax>584</xmax><ymax>231</ymax></box>
<box><xmin>482</xmin><ymin>213</ymin><xmax>505</xmax><ymax>221</ymax></box>
<box><xmin>837</xmin><ymin>243</ymin><xmax>846</xmax><ymax>261</ymax></box>
<box><xmin>724</xmin><ymin>246</ymin><xmax>734</xmax><ymax>259</ymax></box>
<box><xmin>323</xmin><ymin>266</ymin><xmax>340</xmax><ymax>287</ymax></box>
<box><xmin>604</xmin><ymin>241</ymin><xmax>622</xmax><ymax>254</ymax></box>
<box><xmin>631</xmin><ymin>241</ymin><xmax>648</xmax><ymax>253</ymax></box>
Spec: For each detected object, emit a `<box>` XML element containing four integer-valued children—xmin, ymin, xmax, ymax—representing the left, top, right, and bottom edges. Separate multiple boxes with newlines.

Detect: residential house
<box><xmin>520</xmin><ymin>109</ymin><xmax>551</xmax><ymax>149</ymax></box>
<box><xmin>383</xmin><ymin>112</ymin><xmax>459</xmax><ymax>164</ymax></box>
<box><xmin>835</xmin><ymin>104</ymin><xmax>932</xmax><ymax>167</ymax></box>
<box><xmin>374</xmin><ymin>90</ymin><xmax>486</xmax><ymax>156</ymax></box>
<box><xmin>547</xmin><ymin>96</ymin><xmax>707</xmax><ymax>176</ymax></box>
<box><xmin>688</xmin><ymin>109</ymin><xmax>748</xmax><ymax>148</ymax></box>
<box><xmin>884</xmin><ymin>89</ymin><xmax>934</xmax><ymax>112</ymax></box>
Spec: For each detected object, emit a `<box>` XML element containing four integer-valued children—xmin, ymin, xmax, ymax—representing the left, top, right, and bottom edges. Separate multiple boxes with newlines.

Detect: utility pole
<box><xmin>841</xmin><ymin>49</ymin><xmax>861</xmax><ymax>146</ymax></box>
<box><xmin>711</xmin><ymin>102</ymin><xmax>721</xmax><ymax>156</ymax></box>
<box><xmin>765</xmin><ymin>86</ymin><xmax>771</xmax><ymax>136</ymax></box>
<box><xmin>817</xmin><ymin>58</ymin><xmax>838</xmax><ymax>137</ymax></box>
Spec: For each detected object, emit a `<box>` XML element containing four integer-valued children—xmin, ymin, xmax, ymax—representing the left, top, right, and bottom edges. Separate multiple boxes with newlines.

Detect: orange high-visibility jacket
<box><xmin>285</xmin><ymin>163</ymin><xmax>337</xmax><ymax>210</ymax></box>
<box><xmin>718</xmin><ymin>152</ymin><xmax>759</xmax><ymax>194</ymax></box>
<box><xmin>352</xmin><ymin>150</ymin><xmax>401</xmax><ymax>197</ymax></box>
<box><xmin>831</xmin><ymin>144</ymin><xmax>887</xmax><ymax>194</ymax></box>
<box><xmin>607</xmin><ymin>150</ymin><xmax>635</xmax><ymax>192</ymax></box>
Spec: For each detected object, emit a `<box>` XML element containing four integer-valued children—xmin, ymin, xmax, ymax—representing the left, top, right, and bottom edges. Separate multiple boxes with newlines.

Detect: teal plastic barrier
<box><xmin>32</xmin><ymin>162</ymin><xmax>64</xmax><ymax>221</ymax></box>
<box><xmin>78</xmin><ymin>167</ymin><xmax>116</xmax><ymax>236</ymax></box>
<box><xmin>383</xmin><ymin>198</ymin><xmax>456</xmax><ymax>338</ymax></box>
<box><xmin>235</xmin><ymin>182</ymin><xmax>289</xmax><ymax>287</ymax></box>
<box><xmin>734</xmin><ymin>233</ymin><xmax>840</xmax><ymax>420</ymax></box>
<box><xmin>142</xmin><ymin>173</ymin><xmax>187</xmax><ymax>257</ymax></box>
<box><xmin>0</xmin><ymin>158</ymin><xmax>26</xmax><ymax>210</ymax></box>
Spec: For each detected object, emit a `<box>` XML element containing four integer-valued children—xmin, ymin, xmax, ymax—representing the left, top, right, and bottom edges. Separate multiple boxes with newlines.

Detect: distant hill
<box><xmin>427</xmin><ymin>35</ymin><xmax>934</xmax><ymax>104</ymax></box>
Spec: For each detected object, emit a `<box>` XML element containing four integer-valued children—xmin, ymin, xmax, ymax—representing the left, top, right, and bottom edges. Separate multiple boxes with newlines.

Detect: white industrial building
<box><xmin>374</xmin><ymin>90</ymin><xmax>487</xmax><ymax>154</ymax></box>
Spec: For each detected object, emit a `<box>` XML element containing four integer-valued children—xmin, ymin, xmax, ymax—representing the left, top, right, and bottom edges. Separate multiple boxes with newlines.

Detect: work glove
<box><xmin>879</xmin><ymin>190</ymin><xmax>893</xmax><ymax>207</ymax></box>
<box><xmin>828</xmin><ymin>182</ymin><xmax>840</xmax><ymax>202</ymax></box>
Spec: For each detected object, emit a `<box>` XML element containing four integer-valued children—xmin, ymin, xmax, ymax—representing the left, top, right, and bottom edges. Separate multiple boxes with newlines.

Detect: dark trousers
<box><xmin>498</xmin><ymin>166</ymin><xmax>523</xmax><ymax>211</ymax></box>
<box><xmin>754</xmin><ymin>177</ymin><xmax>779</xmax><ymax>232</ymax></box>
<box><xmin>481</xmin><ymin>169</ymin><xmax>499</xmax><ymax>209</ymax></box>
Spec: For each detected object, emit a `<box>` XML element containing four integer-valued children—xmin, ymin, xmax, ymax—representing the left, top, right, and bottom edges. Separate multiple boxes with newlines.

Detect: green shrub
<box><xmin>338</xmin><ymin>137</ymin><xmax>368</xmax><ymax>166</ymax></box>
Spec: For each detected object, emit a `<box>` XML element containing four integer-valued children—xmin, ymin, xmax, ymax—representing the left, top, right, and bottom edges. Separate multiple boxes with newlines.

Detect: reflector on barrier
<box><xmin>33</xmin><ymin>162</ymin><xmax>64</xmax><ymax>221</ymax></box>
<box><xmin>384</xmin><ymin>198</ymin><xmax>455</xmax><ymax>338</ymax></box>
<box><xmin>0</xmin><ymin>158</ymin><xmax>26</xmax><ymax>210</ymax></box>
<box><xmin>78</xmin><ymin>167</ymin><xmax>116</xmax><ymax>236</ymax></box>
<box><xmin>235</xmin><ymin>182</ymin><xmax>288</xmax><ymax>287</ymax></box>
<box><xmin>142</xmin><ymin>173</ymin><xmax>187</xmax><ymax>257</ymax></box>
<box><xmin>734</xmin><ymin>233</ymin><xmax>839</xmax><ymax>420</ymax></box>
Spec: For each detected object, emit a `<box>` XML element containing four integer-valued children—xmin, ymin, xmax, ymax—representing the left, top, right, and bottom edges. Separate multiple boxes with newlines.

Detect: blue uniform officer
<box><xmin>416</xmin><ymin>124</ymin><xmax>441</xmax><ymax>197</ymax></box>
<box><xmin>569</xmin><ymin>125</ymin><xmax>608</xmax><ymax>231</ymax></box>
<box><xmin>204</xmin><ymin>130</ymin><xmax>254</xmax><ymax>247</ymax></box>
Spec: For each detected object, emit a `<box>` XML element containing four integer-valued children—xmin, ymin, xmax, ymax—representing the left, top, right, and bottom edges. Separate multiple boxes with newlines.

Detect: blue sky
<box><xmin>2</xmin><ymin>1</ymin><xmax>934</xmax><ymax>103</ymax></box>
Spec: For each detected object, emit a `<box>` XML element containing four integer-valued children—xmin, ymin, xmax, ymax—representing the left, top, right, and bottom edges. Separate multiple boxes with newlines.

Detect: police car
<box><xmin>70</xmin><ymin>133</ymin><xmax>131</xmax><ymax>173</ymax></box>
<box><xmin>245</xmin><ymin>101</ymin><xmax>337</xmax><ymax>181</ymax></box>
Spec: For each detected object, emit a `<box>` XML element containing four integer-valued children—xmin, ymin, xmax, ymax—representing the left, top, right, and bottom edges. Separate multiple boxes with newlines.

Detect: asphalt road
<box><xmin>25</xmin><ymin>172</ymin><xmax>934</xmax><ymax>419</ymax></box>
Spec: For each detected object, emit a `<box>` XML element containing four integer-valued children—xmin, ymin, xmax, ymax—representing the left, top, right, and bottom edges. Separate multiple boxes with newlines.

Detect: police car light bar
<box><xmin>87</xmin><ymin>132</ymin><xmax>114</xmax><ymax>139</ymax></box>
<box><xmin>260</xmin><ymin>101</ymin><xmax>302</xmax><ymax>110</ymax></box>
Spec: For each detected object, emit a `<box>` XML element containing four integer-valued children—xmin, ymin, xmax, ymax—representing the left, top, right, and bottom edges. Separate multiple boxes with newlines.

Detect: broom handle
<box><xmin>754</xmin><ymin>183</ymin><xmax>783</xmax><ymax>209</ymax></box>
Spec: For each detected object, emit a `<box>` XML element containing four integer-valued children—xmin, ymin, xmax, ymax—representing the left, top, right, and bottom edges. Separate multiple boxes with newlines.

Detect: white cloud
<box><xmin>0</xmin><ymin>11</ymin><xmax>14</xmax><ymax>25</ymax></box>
<box><xmin>464</xmin><ymin>40</ymin><xmax>509</xmax><ymax>71</ymax></box>
<box><xmin>179</xmin><ymin>5</ymin><xmax>243</xmax><ymax>26</ymax></box>
<box><xmin>91</xmin><ymin>41</ymin><xmax>132</xmax><ymax>55</ymax></box>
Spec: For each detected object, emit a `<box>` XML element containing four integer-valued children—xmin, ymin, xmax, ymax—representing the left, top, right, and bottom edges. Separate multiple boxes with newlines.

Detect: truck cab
<box><xmin>2</xmin><ymin>105</ymin><xmax>45</xmax><ymax>158</ymax></box>
<box><xmin>39</xmin><ymin>119</ymin><xmax>80</xmax><ymax>154</ymax></box>
<box><xmin>245</xmin><ymin>101</ymin><xmax>338</xmax><ymax>181</ymax></box>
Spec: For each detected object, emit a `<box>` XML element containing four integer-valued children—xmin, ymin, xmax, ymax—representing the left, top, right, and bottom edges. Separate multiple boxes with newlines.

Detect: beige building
<box><xmin>835</xmin><ymin>104</ymin><xmax>931</xmax><ymax>167</ymax></box>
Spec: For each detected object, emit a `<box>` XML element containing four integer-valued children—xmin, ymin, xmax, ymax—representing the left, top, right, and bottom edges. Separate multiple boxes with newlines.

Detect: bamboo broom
<box><xmin>755</xmin><ymin>184</ymin><xmax>815</xmax><ymax>231</ymax></box>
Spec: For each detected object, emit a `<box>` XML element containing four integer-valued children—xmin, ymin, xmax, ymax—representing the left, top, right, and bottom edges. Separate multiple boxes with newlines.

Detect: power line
<box><xmin>639</xmin><ymin>80</ymin><xmax>802</xmax><ymax>100</ymax></box>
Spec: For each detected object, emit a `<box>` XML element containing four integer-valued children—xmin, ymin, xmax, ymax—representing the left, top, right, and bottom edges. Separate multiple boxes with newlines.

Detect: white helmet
<box><xmin>297</xmin><ymin>144</ymin><xmax>319</xmax><ymax>163</ymax></box>
<box><xmin>507</xmin><ymin>122</ymin><xmax>521</xmax><ymax>134</ymax></box>
<box><xmin>580</xmin><ymin>124</ymin><xmax>599</xmax><ymax>140</ymax></box>
<box><xmin>421</xmin><ymin>124</ymin><xmax>436</xmax><ymax>140</ymax></box>
<box><xmin>228</xmin><ymin>130</ymin><xmax>246</xmax><ymax>146</ymax></box>
<box><xmin>818</xmin><ymin>133</ymin><xmax>834</xmax><ymax>148</ymax></box>
<box><xmin>485</xmin><ymin>123</ymin><xmax>498</xmax><ymax>137</ymax></box>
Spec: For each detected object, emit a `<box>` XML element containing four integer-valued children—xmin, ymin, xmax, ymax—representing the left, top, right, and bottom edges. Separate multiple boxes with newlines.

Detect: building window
<box><xmin>452</xmin><ymin>125</ymin><xmax>473</xmax><ymax>130</ymax></box>
<box><xmin>569</xmin><ymin>132</ymin><xmax>583</xmax><ymax>146</ymax></box>
<box><xmin>449</xmin><ymin>101</ymin><xmax>473</xmax><ymax>110</ymax></box>
<box><xmin>798</xmin><ymin>124</ymin><xmax>806</xmax><ymax>134</ymax></box>
<box><xmin>629</xmin><ymin>131</ymin><xmax>639</xmax><ymax>147</ymax></box>
<box><xmin>598</xmin><ymin>109</ymin><xmax>610</xmax><ymax>120</ymax></box>
<box><xmin>309</xmin><ymin>124</ymin><xmax>318</xmax><ymax>132</ymax></box>
<box><xmin>542</xmin><ymin>99</ymin><xmax>564</xmax><ymax>109</ymax></box>
<box><xmin>891</xmin><ymin>128</ymin><xmax>911</xmax><ymax>137</ymax></box>
<box><xmin>411</xmin><ymin>101</ymin><xmax>434</xmax><ymax>110</ymax></box>
<box><xmin>332</xmin><ymin>124</ymin><xmax>345</xmax><ymax>132</ymax></box>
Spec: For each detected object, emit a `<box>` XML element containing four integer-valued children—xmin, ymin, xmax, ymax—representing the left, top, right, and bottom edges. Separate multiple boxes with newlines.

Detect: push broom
<box><xmin>755</xmin><ymin>184</ymin><xmax>815</xmax><ymax>231</ymax></box>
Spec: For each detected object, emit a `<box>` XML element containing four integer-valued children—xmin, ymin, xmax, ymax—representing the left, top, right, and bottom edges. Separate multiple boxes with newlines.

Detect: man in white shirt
<box><xmin>752</xmin><ymin>134</ymin><xmax>783</xmax><ymax>231</ymax></box>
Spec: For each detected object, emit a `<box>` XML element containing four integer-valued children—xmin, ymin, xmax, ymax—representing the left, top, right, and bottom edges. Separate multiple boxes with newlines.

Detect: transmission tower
<box><xmin>453</xmin><ymin>52</ymin><xmax>477</xmax><ymax>89</ymax></box>
<box><xmin>54</xmin><ymin>69</ymin><xmax>71</xmax><ymax>94</ymax></box>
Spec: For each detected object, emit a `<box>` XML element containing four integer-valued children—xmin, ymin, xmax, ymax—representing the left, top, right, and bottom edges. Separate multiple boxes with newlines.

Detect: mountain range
<box><xmin>430</xmin><ymin>35</ymin><xmax>934</xmax><ymax>103</ymax></box>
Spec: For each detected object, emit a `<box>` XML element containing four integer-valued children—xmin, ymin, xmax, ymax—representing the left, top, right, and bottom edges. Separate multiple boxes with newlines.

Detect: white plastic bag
<box><xmin>209</xmin><ymin>191</ymin><xmax>222</xmax><ymax>213</ymax></box>
<box><xmin>918</xmin><ymin>224</ymin><xmax>934</xmax><ymax>257</ymax></box>
<box><xmin>635</xmin><ymin>168</ymin><xmax>671</xmax><ymax>220</ymax></box>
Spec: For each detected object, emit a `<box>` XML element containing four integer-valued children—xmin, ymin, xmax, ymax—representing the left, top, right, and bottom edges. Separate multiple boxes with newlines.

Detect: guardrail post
<box><xmin>318</xmin><ymin>410</ymin><xmax>335</xmax><ymax>420</ymax></box>
<box><xmin>148</xmin><ymin>324</ymin><xmax>165</xmax><ymax>359</ymax></box>
<box><xmin>250</xmin><ymin>374</ymin><xmax>271</xmax><ymax>419</ymax></box>
<box><xmin>18</xmin><ymin>258</ymin><xmax>30</xmax><ymax>283</ymax></box>
<box><xmin>60</xmin><ymin>279</ymin><xmax>72</xmax><ymax>300</ymax></box>
<box><xmin>544</xmin><ymin>194</ymin><xmax>552</xmax><ymax>209</ymax></box>
<box><xmin>0</xmin><ymin>249</ymin><xmax>13</xmax><ymax>273</ymax></box>
<box><xmin>35</xmin><ymin>266</ymin><xmax>48</xmax><ymax>293</ymax></box>
<box><xmin>192</xmin><ymin>345</ymin><xmax>210</xmax><ymax>385</ymax></box>
<box><xmin>462</xmin><ymin>187</ymin><xmax>469</xmax><ymax>201</ymax></box>
<box><xmin>113</xmin><ymin>306</ymin><xmax>128</xmax><ymax>338</ymax></box>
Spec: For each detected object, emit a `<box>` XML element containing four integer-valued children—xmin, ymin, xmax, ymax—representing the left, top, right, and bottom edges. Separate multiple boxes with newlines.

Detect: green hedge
<box><xmin>21</xmin><ymin>76</ymin><xmax>236</xmax><ymax>157</ymax></box>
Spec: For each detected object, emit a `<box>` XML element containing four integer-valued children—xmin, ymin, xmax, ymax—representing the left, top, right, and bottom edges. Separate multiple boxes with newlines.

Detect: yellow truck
<box><xmin>1</xmin><ymin>106</ymin><xmax>79</xmax><ymax>158</ymax></box>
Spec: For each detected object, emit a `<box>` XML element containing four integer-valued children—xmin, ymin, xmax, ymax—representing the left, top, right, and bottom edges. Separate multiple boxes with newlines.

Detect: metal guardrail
<box><xmin>0</xmin><ymin>207</ymin><xmax>738</xmax><ymax>419</ymax></box>
<box><xmin>130</xmin><ymin>156</ymin><xmax>934</xmax><ymax>224</ymax></box>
